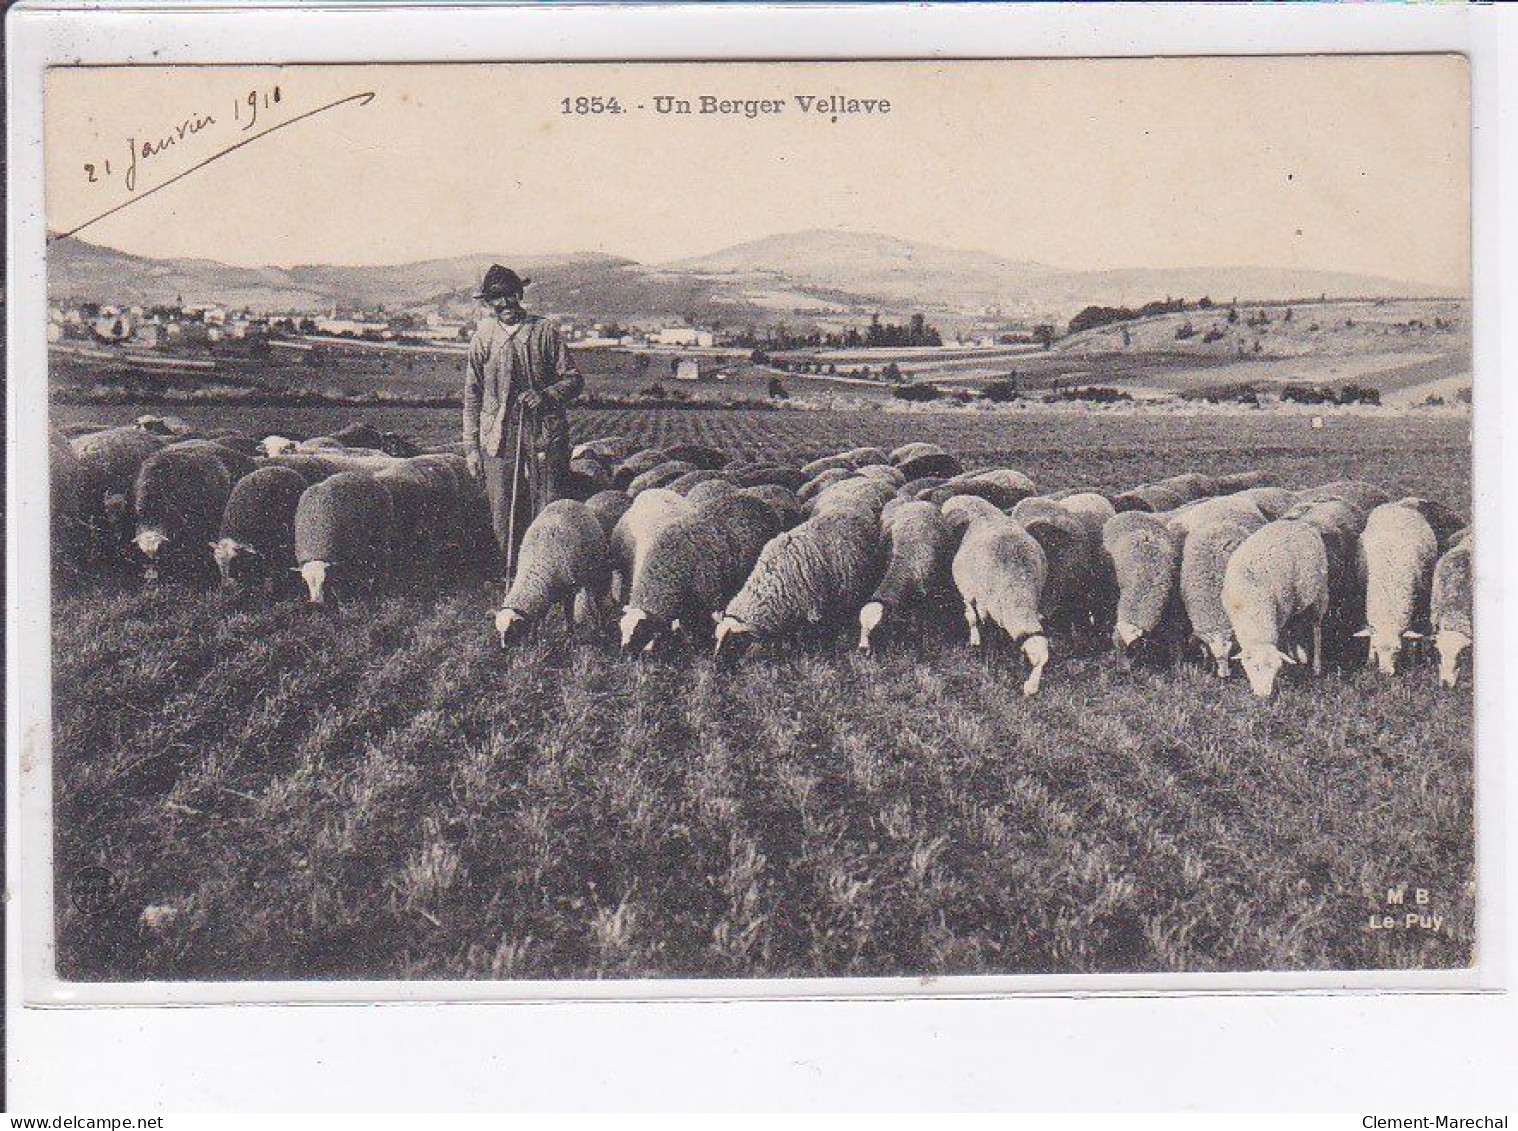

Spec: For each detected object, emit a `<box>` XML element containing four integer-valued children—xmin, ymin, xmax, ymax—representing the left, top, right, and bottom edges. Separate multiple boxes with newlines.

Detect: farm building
<box><xmin>670</xmin><ymin>357</ymin><xmax>726</xmax><ymax>382</ymax></box>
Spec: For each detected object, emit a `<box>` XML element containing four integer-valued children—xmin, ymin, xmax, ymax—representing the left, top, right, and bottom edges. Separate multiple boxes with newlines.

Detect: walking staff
<box><xmin>462</xmin><ymin>264</ymin><xmax>585</xmax><ymax>579</ymax></box>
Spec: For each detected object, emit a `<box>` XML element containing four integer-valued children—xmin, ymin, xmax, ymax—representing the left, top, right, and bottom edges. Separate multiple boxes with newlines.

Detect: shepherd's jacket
<box><xmin>462</xmin><ymin>313</ymin><xmax>584</xmax><ymax>461</ymax></box>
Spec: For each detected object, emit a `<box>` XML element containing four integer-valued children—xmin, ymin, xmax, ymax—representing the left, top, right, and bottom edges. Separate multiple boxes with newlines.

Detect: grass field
<box><xmin>51</xmin><ymin>405</ymin><xmax>1474</xmax><ymax>982</ymax></box>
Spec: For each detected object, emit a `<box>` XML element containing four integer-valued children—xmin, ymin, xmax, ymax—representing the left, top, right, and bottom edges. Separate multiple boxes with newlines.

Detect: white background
<box><xmin>8</xmin><ymin>1</ymin><xmax>1516</xmax><ymax>1111</ymax></box>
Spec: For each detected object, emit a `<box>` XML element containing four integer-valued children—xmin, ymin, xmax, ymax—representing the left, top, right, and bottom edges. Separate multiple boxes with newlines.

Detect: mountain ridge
<box><xmin>48</xmin><ymin>231</ymin><xmax>1457</xmax><ymax>331</ymax></box>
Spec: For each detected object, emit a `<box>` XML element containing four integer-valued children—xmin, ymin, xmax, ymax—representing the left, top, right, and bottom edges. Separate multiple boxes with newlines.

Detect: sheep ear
<box><xmin>1353</xmin><ymin>628</ymin><xmax>1373</xmax><ymax>638</ymax></box>
<box><xmin>1276</xmin><ymin>648</ymin><xmax>1299</xmax><ymax>665</ymax></box>
<box><xmin>1291</xmin><ymin>644</ymin><xmax>1309</xmax><ymax>663</ymax></box>
<box><xmin>711</xmin><ymin>610</ymin><xmax>723</xmax><ymax>624</ymax></box>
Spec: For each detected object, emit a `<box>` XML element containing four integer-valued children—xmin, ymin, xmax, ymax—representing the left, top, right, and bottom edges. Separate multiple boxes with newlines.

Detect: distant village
<box><xmin>47</xmin><ymin>297</ymin><xmax>1042</xmax><ymax>355</ymax></box>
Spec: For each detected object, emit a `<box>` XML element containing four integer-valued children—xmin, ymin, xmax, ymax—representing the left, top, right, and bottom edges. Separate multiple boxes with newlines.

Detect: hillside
<box><xmin>49</xmin><ymin>230</ymin><xmax>1458</xmax><ymax>331</ymax></box>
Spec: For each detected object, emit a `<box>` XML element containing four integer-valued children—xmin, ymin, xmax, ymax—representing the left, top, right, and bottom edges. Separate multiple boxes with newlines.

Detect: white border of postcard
<box><xmin>7</xmin><ymin>3</ymin><xmax>1510</xmax><ymax>1012</ymax></box>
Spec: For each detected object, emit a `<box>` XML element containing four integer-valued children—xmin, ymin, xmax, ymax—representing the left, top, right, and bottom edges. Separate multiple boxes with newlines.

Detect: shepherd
<box><xmin>463</xmin><ymin>264</ymin><xmax>585</xmax><ymax>578</ymax></box>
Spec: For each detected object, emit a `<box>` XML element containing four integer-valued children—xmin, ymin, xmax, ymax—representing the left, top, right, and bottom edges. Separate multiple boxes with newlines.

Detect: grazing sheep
<box><xmin>1113</xmin><ymin>483</ymin><xmax>1187</xmax><ymax>515</ymax></box>
<box><xmin>810</xmin><ymin>476</ymin><xmax>895</xmax><ymax>517</ymax></box>
<box><xmin>267</xmin><ymin>452</ymin><xmax>348</xmax><ymax>484</ymax></box>
<box><xmin>838</xmin><ymin>446</ymin><xmax>891</xmax><ymax>469</ymax></box>
<box><xmin>565</xmin><ymin>457</ymin><xmax>613</xmax><ymax>497</ymax></box>
<box><xmin>1167</xmin><ymin>493</ymin><xmax>1266</xmax><ymax>537</ymax></box>
<box><xmin>661</xmin><ymin>442</ymin><xmax>728</xmax><ymax>471</ymax></box>
<box><xmin>213</xmin><ymin>465</ymin><xmax>310</xmax><ymax>586</ymax></box>
<box><xmin>1213</xmin><ymin>470</ymin><xmax>1277</xmax><ymax>493</ymax></box>
<box><xmin>858</xmin><ymin>500</ymin><xmax>955</xmax><ymax>650</ymax></box>
<box><xmin>1296</xmin><ymin>479</ymin><xmax>1391</xmax><ymax>516</ymax></box>
<box><xmin>293</xmin><ymin>472</ymin><xmax>394</xmax><ymax>604</ymax></box>
<box><xmin>1355</xmin><ymin>501</ymin><xmax>1439</xmax><ymax>675</ymax></box>
<box><xmin>204</xmin><ymin>430</ymin><xmax>265</xmax><ymax>458</ymax></box>
<box><xmin>1058</xmin><ymin>492</ymin><xmax>1118</xmax><ymax>541</ymax></box>
<box><xmin>1023</xmin><ymin>509</ymin><xmax>1102</xmax><ymax>641</ymax></box>
<box><xmin>1153</xmin><ymin>472</ymin><xmax>1218</xmax><ymax>504</ymax></box>
<box><xmin>797</xmin><ymin>467</ymin><xmax>856</xmax><ymax>504</ymax></box>
<box><xmin>940</xmin><ymin>494</ymin><xmax>1007</xmax><ymax>535</ymax></box>
<box><xmin>900</xmin><ymin>475</ymin><xmax>949</xmax><ymax>499</ymax></box>
<box><xmin>927</xmin><ymin>479</ymin><xmax>1025</xmax><ymax>510</ymax></box>
<box><xmin>583</xmin><ymin>489</ymin><xmax>632</xmax><ymax>538</ymax></box>
<box><xmin>1179</xmin><ymin>511</ymin><xmax>1266</xmax><ymax>676</ymax></box>
<box><xmin>627</xmin><ymin>460</ymin><xmax>699</xmax><ymax>497</ymax></box>
<box><xmin>608</xmin><ymin>488</ymin><xmax>690</xmax><ymax>604</ymax></box>
<box><xmin>373</xmin><ymin>457</ymin><xmax>459</xmax><ymax>574</ymax></box>
<box><xmin>1431</xmin><ymin>533</ymin><xmax>1473</xmax><ymax>688</ymax></box>
<box><xmin>1011</xmin><ymin>497</ymin><xmax>1068</xmax><ymax>527</ymax></box>
<box><xmin>1283</xmin><ymin>497</ymin><xmax>1367</xmax><ymax>659</ymax></box>
<box><xmin>621</xmin><ymin>493</ymin><xmax>782</xmax><ymax>652</ymax></box>
<box><xmin>132</xmin><ymin>445</ymin><xmax>235</xmax><ymax>582</ymax></box>
<box><xmin>714</xmin><ymin>507</ymin><xmax>882</xmax><ymax>660</ymax></box>
<box><xmin>951</xmin><ymin>511</ymin><xmax>1050</xmax><ymax>695</ymax></box>
<box><xmin>729</xmin><ymin>465</ymin><xmax>809</xmax><ymax>491</ymax></box>
<box><xmin>854</xmin><ymin>463</ymin><xmax>906</xmax><ymax>488</ymax></box>
<box><xmin>1101</xmin><ymin>511</ymin><xmax>1184</xmax><ymax>657</ymax></box>
<box><xmin>740</xmin><ymin>484</ymin><xmax>806</xmax><ymax>529</ymax></box>
<box><xmin>70</xmin><ymin>425</ymin><xmax>166</xmax><ymax>504</ymax></box>
<box><xmin>572</xmin><ymin>436</ymin><xmax>639</xmax><ymax>464</ymax></box>
<box><xmin>159</xmin><ymin>438</ymin><xmax>260</xmax><ymax>483</ymax></box>
<box><xmin>1223</xmin><ymin>520</ymin><xmax>1331</xmax><ymax>698</ymax></box>
<box><xmin>962</xmin><ymin>468</ymin><xmax>1038</xmax><ymax>500</ymax></box>
<box><xmin>1237</xmin><ymin>486</ymin><xmax>1299</xmax><ymax>520</ymax></box>
<box><xmin>801</xmin><ymin>452</ymin><xmax>859</xmax><ymax>478</ymax></box>
<box><xmin>666</xmin><ymin>469</ymin><xmax>727</xmax><ymax>496</ymax></box>
<box><xmin>898</xmin><ymin>450</ymin><xmax>965</xmax><ymax>482</ymax></box>
<box><xmin>50</xmin><ymin>429</ymin><xmax>91</xmax><ymax>578</ymax></box>
<box><xmin>1392</xmin><ymin>496</ymin><xmax>1466</xmax><ymax>551</ymax></box>
<box><xmin>612</xmin><ymin>448</ymin><xmax>671</xmax><ymax>489</ymax></box>
<box><xmin>330</xmin><ymin>420</ymin><xmax>386</xmax><ymax>449</ymax></box>
<box><xmin>686</xmin><ymin>478</ymin><xmax>740</xmax><ymax>507</ymax></box>
<box><xmin>494</xmin><ymin>499</ymin><xmax>611</xmax><ymax>644</ymax></box>
<box><xmin>890</xmin><ymin>442</ymin><xmax>948</xmax><ymax>467</ymax></box>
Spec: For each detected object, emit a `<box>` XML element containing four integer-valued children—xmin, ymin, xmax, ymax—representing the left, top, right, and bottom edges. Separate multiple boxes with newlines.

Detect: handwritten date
<box><xmin>82</xmin><ymin>85</ymin><xmax>283</xmax><ymax>193</ymax></box>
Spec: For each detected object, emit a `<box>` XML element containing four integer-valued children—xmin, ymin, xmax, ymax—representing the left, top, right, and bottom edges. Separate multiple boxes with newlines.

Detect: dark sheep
<box><xmin>627</xmin><ymin>460</ymin><xmax>699</xmax><ymax>496</ymax></box>
<box><xmin>666</xmin><ymin>469</ymin><xmax>727</xmax><ymax>495</ymax></box>
<box><xmin>584</xmin><ymin>489</ymin><xmax>633</xmax><ymax>537</ymax></box>
<box><xmin>621</xmin><ymin>493</ymin><xmax>782</xmax><ymax>652</ymax></box>
<box><xmin>729</xmin><ymin>465</ymin><xmax>809</xmax><ymax>491</ymax></box>
<box><xmin>293</xmin><ymin>472</ymin><xmax>395</xmax><ymax>604</ymax></box>
<box><xmin>330</xmin><ymin>420</ymin><xmax>385</xmax><ymax>449</ymax></box>
<box><xmin>660</xmin><ymin>442</ymin><xmax>728</xmax><ymax>471</ymax></box>
<box><xmin>897</xmin><ymin>451</ymin><xmax>965</xmax><ymax>482</ymax></box>
<box><xmin>612</xmin><ymin>448</ymin><xmax>671</xmax><ymax>489</ymax></box>
<box><xmin>214</xmin><ymin>465</ymin><xmax>310</xmax><ymax>586</ymax></box>
<box><xmin>132</xmin><ymin>445</ymin><xmax>235</xmax><ymax>582</ymax></box>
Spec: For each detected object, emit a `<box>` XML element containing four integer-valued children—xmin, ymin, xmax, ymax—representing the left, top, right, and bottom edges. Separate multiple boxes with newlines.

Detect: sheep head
<box><xmin>857</xmin><ymin>601</ymin><xmax>887</xmax><ymax>651</ymax></box>
<box><xmin>1435</xmin><ymin>629</ymin><xmax>1471</xmax><ymax>688</ymax></box>
<box><xmin>495</xmin><ymin>606</ymin><xmax>530</xmax><ymax>647</ymax></box>
<box><xmin>1237</xmin><ymin>643</ymin><xmax>1298</xmax><ymax>699</ymax></box>
<box><xmin>211</xmin><ymin>538</ymin><xmax>259</xmax><ymax>585</ymax></box>
<box><xmin>1201</xmin><ymin>632</ymin><xmax>1235</xmax><ymax>678</ymax></box>
<box><xmin>619</xmin><ymin>606</ymin><xmax>666</xmax><ymax>654</ymax></box>
<box><xmin>298</xmin><ymin>560</ymin><xmax>330</xmax><ymax>604</ymax></box>
<box><xmin>713</xmin><ymin>614</ymin><xmax>756</xmax><ymax>664</ymax></box>
<box><xmin>1020</xmin><ymin>633</ymin><xmax>1050</xmax><ymax>697</ymax></box>
<box><xmin>1356</xmin><ymin>627</ymin><xmax>1420</xmax><ymax>675</ymax></box>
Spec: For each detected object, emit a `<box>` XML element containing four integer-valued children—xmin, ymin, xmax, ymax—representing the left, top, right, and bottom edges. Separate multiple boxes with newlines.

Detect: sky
<box><xmin>45</xmin><ymin>57</ymin><xmax>1469</xmax><ymax>288</ymax></box>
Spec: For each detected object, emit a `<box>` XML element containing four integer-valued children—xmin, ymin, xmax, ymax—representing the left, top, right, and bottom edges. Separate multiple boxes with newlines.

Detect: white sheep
<box><xmin>1222</xmin><ymin>520</ymin><xmax>1331</xmax><ymax>698</ymax></box>
<box><xmin>1101</xmin><ymin>511</ymin><xmax>1184</xmax><ymax>657</ymax></box>
<box><xmin>952</xmin><ymin>510</ymin><xmax>1049</xmax><ymax>695</ymax></box>
<box><xmin>714</xmin><ymin>507</ymin><xmax>881</xmax><ymax>661</ymax></box>
<box><xmin>1431</xmin><ymin>532</ymin><xmax>1473</xmax><ymax>688</ymax></box>
<box><xmin>619</xmin><ymin>493</ymin><xmax>781</xmax><ymax>653</ymax></box>
<box><xmin>1354</xmin><ymin>501</ymin><xmax>1439</xmax><ymax>675</ymax></box>
<box><xmin>1179</xmin><ymin>510</ymin><xmax>1265</xmax><ymax>676</ymax></box>
<box><xmin>494</xmin><ymin>499</ymin><xmax>611</xmax><ymax>644</ymax></box>
<box><xmin>607</xmin><ymin>488</ymin><xmax>690</xmax><ymax>604</ymax></box>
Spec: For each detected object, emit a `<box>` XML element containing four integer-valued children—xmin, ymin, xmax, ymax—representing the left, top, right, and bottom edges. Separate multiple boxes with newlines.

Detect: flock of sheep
<box><xmin>50</xmin><ymin>417</ymin><xmax>1474</xmax><ymax>699</ymax></box>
